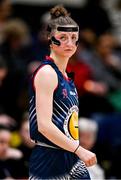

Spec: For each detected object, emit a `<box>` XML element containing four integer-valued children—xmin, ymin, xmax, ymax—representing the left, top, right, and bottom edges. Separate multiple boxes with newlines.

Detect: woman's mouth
<box><xmin>64</xmin><ymin>49</ymin><xmax>73</xmax><ymax>51</ymax></box>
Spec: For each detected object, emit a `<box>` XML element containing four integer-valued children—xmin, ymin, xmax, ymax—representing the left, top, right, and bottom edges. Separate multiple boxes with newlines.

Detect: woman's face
<box><xmin>50</xmin><ymin>30</ymin><xmax>79</xmax><ymax>58</ymax></box>
<box><xmin>0</xmin><ymin>130</ymin><xmax>11</xmax><ymax>158</ymax></box>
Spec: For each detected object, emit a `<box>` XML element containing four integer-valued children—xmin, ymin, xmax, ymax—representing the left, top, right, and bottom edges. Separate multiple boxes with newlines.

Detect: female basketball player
<box><xmin>29</xmin><ymin>5</ymin><xmax>97</xmax><ymax>179</ymax></box>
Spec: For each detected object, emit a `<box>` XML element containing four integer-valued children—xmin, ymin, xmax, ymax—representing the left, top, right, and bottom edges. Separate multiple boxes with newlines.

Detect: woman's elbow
<box><xmin>38</xmin><ymin>121</ymin><xmax>50</xmax><ymax>135</ymax></box>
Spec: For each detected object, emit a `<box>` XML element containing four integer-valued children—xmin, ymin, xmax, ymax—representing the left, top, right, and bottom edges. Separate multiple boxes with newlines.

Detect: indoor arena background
<box><xmin>0</xmin><ymin>0</ymin><xmax>121</xmax><ymax>179</ymax></box>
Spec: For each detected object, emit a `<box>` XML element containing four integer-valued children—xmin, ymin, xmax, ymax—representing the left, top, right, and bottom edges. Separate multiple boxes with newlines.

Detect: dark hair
<box><xmin>47</xmin><ymin>5</ymin><xmax>78</xmax><ymax>35</ymax></box>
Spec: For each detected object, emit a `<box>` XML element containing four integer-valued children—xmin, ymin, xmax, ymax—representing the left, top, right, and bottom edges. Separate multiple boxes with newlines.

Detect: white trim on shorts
<box><xmin>31</xmin><ymin>139</ymin><xmax>59</xmax><ymax>149</ymax></box>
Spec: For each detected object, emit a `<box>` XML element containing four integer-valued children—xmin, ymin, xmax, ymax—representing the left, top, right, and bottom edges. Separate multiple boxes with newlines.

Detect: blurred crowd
<box><xmin>0</xmin><ymin>0</ymin><xmax>121</xmax><ymax>179</ymax></box>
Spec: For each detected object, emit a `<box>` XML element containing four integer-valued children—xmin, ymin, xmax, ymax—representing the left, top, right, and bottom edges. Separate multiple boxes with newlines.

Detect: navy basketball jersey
<box><xmin>29</xmin><ymin>56</ymin><xmax>79</xmax><ymax>148</ymax></box>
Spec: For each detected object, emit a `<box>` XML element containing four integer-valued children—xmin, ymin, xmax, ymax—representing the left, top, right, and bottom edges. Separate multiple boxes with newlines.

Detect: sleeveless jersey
<box><xmin>29</xmin><ymin>56</ymin><xmax>79</xmax><ymax>148</ymax></box>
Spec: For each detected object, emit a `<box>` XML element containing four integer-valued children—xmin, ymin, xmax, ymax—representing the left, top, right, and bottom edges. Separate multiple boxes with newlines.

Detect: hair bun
<box><xmin>50</xmin><ymin>5</ymin><xmax>70</xmax><ymax>19</ymax></box>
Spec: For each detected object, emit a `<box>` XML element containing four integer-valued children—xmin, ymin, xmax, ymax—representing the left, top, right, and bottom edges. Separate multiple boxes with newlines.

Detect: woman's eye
<box><xmin>72</xmin><ymin>36</ymin><xmax>77</xmax><ymax>41</ymax></box>
<box><xmin>60</xmin><ymin>36</ymin><xmax>66</xmax><ymax>41</ymax></box>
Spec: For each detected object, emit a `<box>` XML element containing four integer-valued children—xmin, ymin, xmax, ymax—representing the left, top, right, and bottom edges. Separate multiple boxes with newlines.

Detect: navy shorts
<box><xmin>29</xmin><ymin>145</ymin><xmax>90</xmax><ymax>179</ymax></box>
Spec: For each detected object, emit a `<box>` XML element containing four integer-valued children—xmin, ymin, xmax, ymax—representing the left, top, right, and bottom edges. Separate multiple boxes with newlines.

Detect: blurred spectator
<box><xmin>18</xmin><ymin>112</ymin><xmax>34</xmax><ymax>152</ymax></box>
<box><xmin>78</xmin><ymin>33</ymin><xmax>121</xmax><ymax>114</ymax></box>
<box><xmin>78</xmin><ymin>29</ymin><xmax>96</xmax><ymax>62</ymax></box>
<box><xmin>79</xmin><ymin>118</ymin><xmax>105</xmax><ymax>180</ymax></box>
<box><xmin>0</xmin><ymin>0</ymin><xmax>12</xmax><ymax>44</ymax></box>
<box><xmin>102</xmin><ymin>0</ymin><xmax>121</xmax><ymax>46</ymax></box>
<box><xmin>0</xmin><ymin>0</ymin><xmax>12</xmax><ymax>22</ymax></box>
<box><xmin>67</xmin><ymin>51</ymin><xmax>92</xmax><ymax>97</ymax></box>
<box><xmin>95</xmin><ymin>33</ymin><xmax>121</xmax><ymax>80</ymax></box>
<box><xmin>91</xmin><ymin>112</ymin><xmax>121</xmax><ymax>179</ymax></box>
<box><xmin>31</xmin><ymin>11</ymin><xmax>50</xmax><ymax>61</ymax></box>
<box><xmin>80</xmin><ymin>33</ymin><xmax>121</xmax><ymax>91</ymax></box>
<box><xmin>0</xmin><ymin>18</ymin><xmax>32</xmax><ymax>120</ymax></box>
<box><xmin>67</xmin><ymin>39</ymin><xmax>115</xmax><ymax>117</ymax></box>
<box><xmin>17</xmin><ymin>112</ymin><xmax>34</xmax><ymax>178</ymax></box>
<box><xmin>0</xmin><ymin>113</ymin><xmax>16</xmax><ymax>130</ymax></box>
<box><xmin>1</xmin><ymin>18</ymin><xmax>31</xmax><ymax>68</ymax></box>
<box><xmin>0</xmin><ymin>124</ymin><xmax>23</xmax><ymax>179</ymax></box>
<box><xmin>92</xmin><ymin>33</ymin><xmax>121</xmax><ymax>111</ymax></box>
<box><xmin>67</xmin><ymin>37</ymin><xmax>110</xmax><ymax>98</ymax></box>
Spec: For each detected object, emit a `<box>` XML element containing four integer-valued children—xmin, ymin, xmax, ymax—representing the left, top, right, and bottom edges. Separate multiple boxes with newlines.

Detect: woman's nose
<box><xmin>66</xmin><ymin>38</ymin><xmax>73</xmax><ymax>46</ymax></box>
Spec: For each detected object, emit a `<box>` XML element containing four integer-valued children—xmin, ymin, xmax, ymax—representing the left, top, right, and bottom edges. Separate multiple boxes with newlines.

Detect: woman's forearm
<box><xmin>38</xmin><ymin>121</ymin><xmax>79</xmax><ymax>152</ymax></box>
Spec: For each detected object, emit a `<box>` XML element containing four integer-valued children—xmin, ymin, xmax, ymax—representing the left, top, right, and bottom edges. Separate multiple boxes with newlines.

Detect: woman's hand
<box><xmin>75</xmin><ymin>146</ymin><xmax>97</xmax><ymax>167</ymax></box>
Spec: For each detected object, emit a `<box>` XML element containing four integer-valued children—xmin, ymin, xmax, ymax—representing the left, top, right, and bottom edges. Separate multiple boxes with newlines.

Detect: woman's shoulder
<box><xmin>34</xmin><ymin>64</ymin><xmax>58</xmax><ymax>90</ymax></box>
<box><xmin>35</xmin><ymin>64</ymin><xmax>57</xmax><ymax>79</ymax></box>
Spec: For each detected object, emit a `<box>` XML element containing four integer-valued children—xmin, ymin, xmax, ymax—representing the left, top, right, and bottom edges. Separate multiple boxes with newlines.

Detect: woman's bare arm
<box><xmin>34</xmin><ymin>65</ymin><xmax>78</xmax><ymax>152</ymax></box>
<box><xmin>34</xmin><ymin>65</ymin><xmax>97</xmax><ymax>166</ymax></box>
